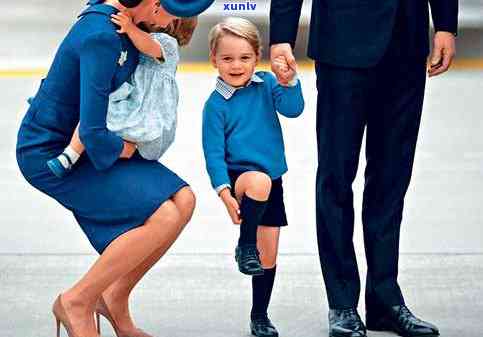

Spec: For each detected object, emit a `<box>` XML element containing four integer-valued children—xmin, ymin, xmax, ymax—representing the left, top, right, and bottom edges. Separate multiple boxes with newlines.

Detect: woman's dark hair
<box><xmin>119</xmin><ymin>0</ymin><xmax>143</xmax><ymax>8</ymax></box>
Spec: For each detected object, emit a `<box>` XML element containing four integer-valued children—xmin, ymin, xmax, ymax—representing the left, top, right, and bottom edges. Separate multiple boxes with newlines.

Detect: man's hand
<box><xmin>111</xmin><ymin>12</ymin><xmax>136</xmax><ymax>34</ymax></box>
<box><xmin>219</xmin><ymin>188</ymin><xmax>241</xmax><ymax>224</ymax></box>
<box><xmin>428</xmin><ymin>31</ymin><xmax>456</xmax><ymax>77</ymax></box>
<box><xmin>273</xmin><ymin>55</ymin><xmax>297</xmax><ymax>85</ymax></box>
<box><xmin>270</xmin><ymin>43</ymin><xmax>298</xmax><ymax>86</ymax></box>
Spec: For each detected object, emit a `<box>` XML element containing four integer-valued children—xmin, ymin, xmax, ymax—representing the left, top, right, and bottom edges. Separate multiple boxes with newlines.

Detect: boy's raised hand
<box><xmin>273</xmin><ymin>55</ymin><xmax>296</xmax><ymax>85</ymax></box>
<box><xmin>219</xmin><ymin>188</ymin><xmax>241</xmax><ymax>225</ymax></box>
<box><xmin>111</xmin><ymin>12</ymin><xmax>136</xmax><ymax>34</ymax></box>
<box><xmin>270</xmin><ymin>43</ymin><xmax>298</xmax><ymax>86</ymax></box>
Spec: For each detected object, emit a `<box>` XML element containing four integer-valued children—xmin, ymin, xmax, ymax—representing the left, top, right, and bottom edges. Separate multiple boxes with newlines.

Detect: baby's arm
<box><xmin>111</xmin><ymin>13</ymin><xmax>164</xmax><ymax>60</ymax></box>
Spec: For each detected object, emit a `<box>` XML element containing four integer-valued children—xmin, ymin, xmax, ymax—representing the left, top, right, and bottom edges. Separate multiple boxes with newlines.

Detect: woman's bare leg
<box><xmin>59</xmin><ymin>198</ymin><xmax>184</xmax><ymax>336</ymax></box>
<box><xmin>98</xmin><ymin>187</ymin><xmax>195</xmax><ymax>332</ymax></box>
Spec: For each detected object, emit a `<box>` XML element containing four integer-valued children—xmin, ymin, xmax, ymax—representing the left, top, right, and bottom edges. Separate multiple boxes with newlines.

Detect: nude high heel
<box><xmin>52</xmin><ymin>295</ymin><xmax>79</xmax><ymax>337</ymax></box>
<box><xmin>95</xmin><ymin>296</ymin><xmax>153</xmax><ymax>337</ymax></box>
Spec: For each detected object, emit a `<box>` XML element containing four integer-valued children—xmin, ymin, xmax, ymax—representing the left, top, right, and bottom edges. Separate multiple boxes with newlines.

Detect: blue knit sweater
<box><xmin>202</xmin><ymin>71</ymin><xmax>304</xmax><ymax>192</ymax></box>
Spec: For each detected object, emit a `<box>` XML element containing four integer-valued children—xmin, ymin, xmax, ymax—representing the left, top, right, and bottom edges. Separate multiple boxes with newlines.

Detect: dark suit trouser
<box><xmin>314</xmin><ymin>4</ymin><xmax>427</xmax><ymax>310</ymax></box>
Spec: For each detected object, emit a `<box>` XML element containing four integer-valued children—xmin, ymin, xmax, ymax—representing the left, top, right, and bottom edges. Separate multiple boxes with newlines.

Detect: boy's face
<box><xmin>211</xmin><ymin>35</ymin><xmax>259</xmax><ymax>88</ymax></box>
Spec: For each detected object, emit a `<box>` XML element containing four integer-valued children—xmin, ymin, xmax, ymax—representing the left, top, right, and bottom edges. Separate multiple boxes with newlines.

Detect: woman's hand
<box><xmin>120</xmin><ymin>141</ymin><xmax>137</xmax><ymax>159</ymax></box>
<box><xmin>111</xmin><ymin>12</ymin><xmax>136</xmax><ymax>34</ymax></box>
<box><xmin>219</xmin><ymin>188</ymin><xmax>241</xmax><ymax>224</ymax></box>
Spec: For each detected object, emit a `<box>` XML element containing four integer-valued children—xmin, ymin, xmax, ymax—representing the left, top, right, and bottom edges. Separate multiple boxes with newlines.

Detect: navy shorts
<box><xmin>228</xmin><ymin>170</ymin><xmax>288</xmax><ymax>227</ymax></box>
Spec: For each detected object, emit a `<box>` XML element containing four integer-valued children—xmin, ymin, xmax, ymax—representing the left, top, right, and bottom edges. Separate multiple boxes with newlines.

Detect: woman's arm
<box><xmin>79</xmin><ymin>32</ymin><xmax>126</xmax><ymax>170</ymax></box>
<box><xmin>111</xmin><ymin>12</ymin><xmax>164</xmax><ymax>60</ymax></box>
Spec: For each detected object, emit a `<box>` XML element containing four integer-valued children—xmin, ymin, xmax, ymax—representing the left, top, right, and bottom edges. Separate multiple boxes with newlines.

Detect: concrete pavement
<box><xmin>1</xmin><ymin>254</ymin><xmax>482</xmax><ymax>337</ymax></box>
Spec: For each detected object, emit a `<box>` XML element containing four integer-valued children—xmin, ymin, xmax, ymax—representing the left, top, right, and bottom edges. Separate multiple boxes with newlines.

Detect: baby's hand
<box><xmin>219</xmin><ymin>188</ymin><xmax>241</xmax><ymax>225</ymax></box>
<box><xmin>111</xmin><ymin>12</ymin><xmax>136</xmax><ymax>34</ymax></box>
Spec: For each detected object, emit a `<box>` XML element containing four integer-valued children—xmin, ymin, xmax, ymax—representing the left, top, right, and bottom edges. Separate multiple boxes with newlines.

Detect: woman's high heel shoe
<box><xmin>52</xmin><ymin>295</ymin><xmax>79</xmax><ymax>337</ymax></box>
<box><xmin>95</xmin><ymin>296</ymin><xmax>153</xmax><ymax>337</ymax></box>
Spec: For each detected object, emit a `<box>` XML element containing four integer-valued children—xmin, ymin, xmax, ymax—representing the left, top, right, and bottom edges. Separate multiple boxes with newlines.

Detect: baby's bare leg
<box><xmin>47</xmin><ymin>123</ymin><xmax>84</xmax><ymax>177</ymax></box>
<box><xmin>69</xmin><ymin>124</ymin><xmax>85</xmax><ymax>155</ymax></box>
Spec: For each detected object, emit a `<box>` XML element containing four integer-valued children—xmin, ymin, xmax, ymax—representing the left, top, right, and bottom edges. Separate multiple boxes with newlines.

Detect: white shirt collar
<box><xmin>215</xmin><ymin>73</ymin><xmax>264</xmax><ymax>100</ymax></box>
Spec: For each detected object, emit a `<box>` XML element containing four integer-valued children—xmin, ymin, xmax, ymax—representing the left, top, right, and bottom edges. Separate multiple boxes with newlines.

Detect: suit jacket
<box><xmin>270</xmin><ymin>0</ymin><xmax>458</xmax><ymax>68</ymax></box>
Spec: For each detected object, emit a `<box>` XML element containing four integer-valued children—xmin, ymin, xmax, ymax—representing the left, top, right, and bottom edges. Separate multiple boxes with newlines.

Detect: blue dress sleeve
<box><xmin>79</xmin><ymin>32</ymin><xmax>124</xmax><ymax>171</ymax></box>
<box><xmin>267</xmin><ymin>72</ymin><xmax>305</xmax><ymax>118</ymax></box>
<box><xmin>202</xmin><ymin>97</ymin><xmax>230</xmax><ymax>191</ymax></box>
<box><xmin>148</xmin><ymin>33</ymin><xmax>179</xmax><ymax>67</ymax></box>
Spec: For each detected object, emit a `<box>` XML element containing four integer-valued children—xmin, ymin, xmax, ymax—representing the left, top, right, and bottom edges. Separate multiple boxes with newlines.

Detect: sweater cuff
<box><xmin>287</xmin><ymin>73</ymin><xmax>299</xmax><ymax>87</ymax></box>
<box><xmin>215</xmin><ymin>184</ymin><xmax>231</xmax><ymax>195</ymax></box>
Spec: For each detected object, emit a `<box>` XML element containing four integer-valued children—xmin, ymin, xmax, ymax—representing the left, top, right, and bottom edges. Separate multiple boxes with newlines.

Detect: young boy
<box><xmin>202</xmin><ymin>17</ymin><xmax>304</xmax><ymax>337</ymax></box>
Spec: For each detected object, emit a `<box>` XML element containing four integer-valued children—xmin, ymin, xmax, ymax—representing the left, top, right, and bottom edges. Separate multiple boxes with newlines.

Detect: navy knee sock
<box><xmin>238</xmin><ymin>195</ymin><xmax>267</xmax><ymax>246</ymax></box>
<box><xmin>251</xmin><ymin>265</ymin><xmax>277</xmax><ymax>318</ymax></box>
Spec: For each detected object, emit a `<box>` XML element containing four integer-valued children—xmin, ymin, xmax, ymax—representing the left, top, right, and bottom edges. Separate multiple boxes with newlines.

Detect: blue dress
<box><xmin>107</xmin><ymin>33</ymin><xmax>179</xmax><ymax>160</ymax></box>
<box><xmin>15</xmin><ymin>3</ymin><xmax>188</xmax><ymax>254</ymax></box>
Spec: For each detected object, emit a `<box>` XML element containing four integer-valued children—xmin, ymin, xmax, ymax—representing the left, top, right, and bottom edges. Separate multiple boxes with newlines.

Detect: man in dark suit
<box><xmin>270</xmin><ymin>0</ymin><xmax>457</xmax><ymax>336</ymax></box>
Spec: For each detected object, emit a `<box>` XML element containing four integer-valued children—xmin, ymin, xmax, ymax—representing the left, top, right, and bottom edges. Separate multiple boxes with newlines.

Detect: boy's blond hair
<box><xmin>208</xmin><ymin>17</ymin><xmax>262</xmax><ymax>57</ymax></box>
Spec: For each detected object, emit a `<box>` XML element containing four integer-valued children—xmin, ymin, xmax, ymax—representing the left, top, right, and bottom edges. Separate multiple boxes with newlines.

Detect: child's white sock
<box><xmin>58</xmin><ymin>146</ymin><xmax>80</xmax><ymax>169</ymax></box>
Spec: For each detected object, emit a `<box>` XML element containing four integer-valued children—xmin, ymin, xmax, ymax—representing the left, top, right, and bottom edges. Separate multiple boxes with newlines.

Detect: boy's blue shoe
<box><xmin>47</xmin><ymin>155</ymin><xmax>72</xmax><ymax>178</ymax></box>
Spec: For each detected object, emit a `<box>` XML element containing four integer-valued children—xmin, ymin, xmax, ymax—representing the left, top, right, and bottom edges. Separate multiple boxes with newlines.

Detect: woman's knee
<box><xmin>146</xmin><ymin>199</ymin><xmax>181</xmax><ymax>229</ymax></box>
<box><xmin>172</xmin><ymin>187</ymin><xmax>196</xmax><ymax>225</ymax></box>
<box><xmin>236</xmin><ymin>171</ymin><xmax>272</xmax><ymax>200</ymax></box>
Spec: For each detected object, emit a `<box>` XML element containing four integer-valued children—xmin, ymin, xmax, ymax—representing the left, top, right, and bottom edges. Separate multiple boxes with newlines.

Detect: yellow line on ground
<box><xmin>1</xmin><ymin>59</ymin><xmax>482</xmax><ymax>78</ymax></box>
<box><xmin>451</xmin><ymin>59</ymin><xmax>483</xmax><ymax>70</ymax></box>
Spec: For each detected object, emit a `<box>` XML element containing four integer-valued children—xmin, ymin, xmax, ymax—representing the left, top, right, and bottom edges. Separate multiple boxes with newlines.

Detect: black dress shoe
<box><xmin>250</xmin><ymin>314</ymin><xmax>279</xmax><ymax>337</ymax></box>
<box><xmin>235</xmin><ymin>244</ymin><xmax>264</xmax><ymax>275</ymax></box>
<box><xmin>366</xmin><ymin>304</ymin><xmax>439</xmax><ymax>337</ymax></box>
<box><xmin>329</xmin><ymin>308</ymin><xmax>367</xmax><ymax>337</ymax></box>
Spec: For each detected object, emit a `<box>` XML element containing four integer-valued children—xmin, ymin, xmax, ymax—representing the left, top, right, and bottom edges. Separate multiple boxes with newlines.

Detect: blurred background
<box><xmin>1</xmin><ymin>0</ymin><xmax>483</xmax><ymax>67</ymax></box>
<box><xmin>1</xmin><ymin>2</ymin><xmax>482</xmax><ymax>337</ymax></box>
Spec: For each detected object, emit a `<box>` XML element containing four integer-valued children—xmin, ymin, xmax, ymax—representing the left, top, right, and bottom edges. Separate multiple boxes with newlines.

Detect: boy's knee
<box><xmin>246</xmin><ymin>172</ymin><xmax>272</xmax><ymax>200</ymax></box>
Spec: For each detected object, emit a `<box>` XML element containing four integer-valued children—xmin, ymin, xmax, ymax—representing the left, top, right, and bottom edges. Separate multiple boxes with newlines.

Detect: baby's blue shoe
<box><xmin>47</xmin><ymin>154</ymin><xmax>72</xmax><ymax>178</ymax></box>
